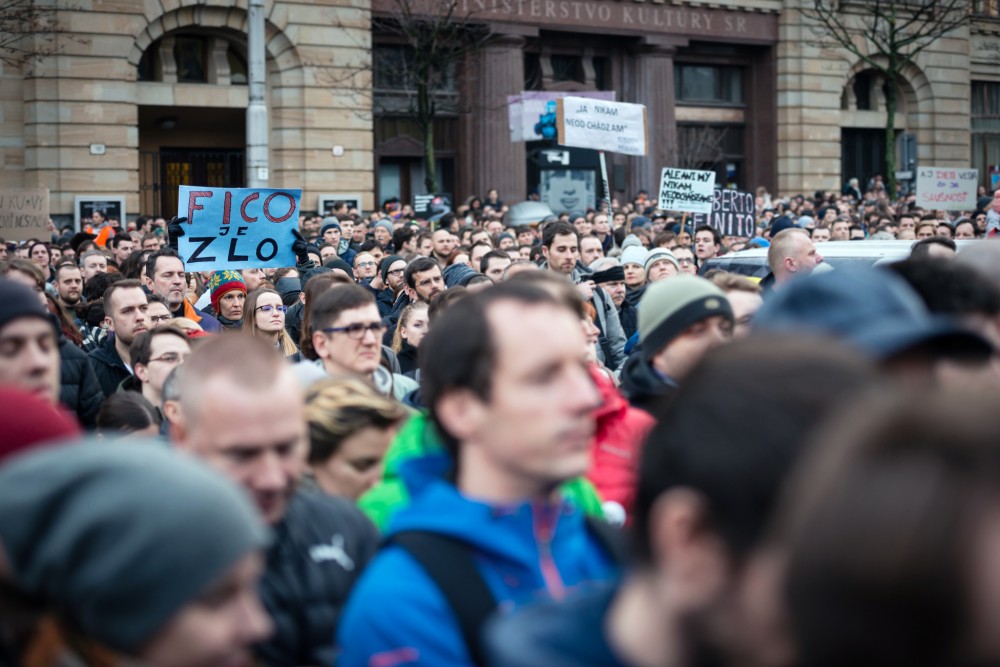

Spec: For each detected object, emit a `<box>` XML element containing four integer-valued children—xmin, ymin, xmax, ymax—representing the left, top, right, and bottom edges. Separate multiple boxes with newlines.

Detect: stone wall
<box><xmin>0</xmin><ymin>0</ymin><xmax>374</xmax><ymax>222</ymax></box>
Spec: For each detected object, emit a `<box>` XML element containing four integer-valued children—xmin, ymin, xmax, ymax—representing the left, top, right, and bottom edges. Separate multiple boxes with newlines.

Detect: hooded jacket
<box><xmin>357</xmin><ymin>413</ymin><xmax>605</xmax><ymax>532</ymax></box>
<box><xmin>337</xmin><ymin>453</ymin><xmax>620</xmax><ymax>667</ymax></box>
<box><xmin>619</xmin><ymin>352</ymin><xmax>678</xmax><ymax>415</ymax></box>
<box><xmin>618</xmin><ymin>285</ymin><xmax>643</xmax><ymax>341</ymax></box>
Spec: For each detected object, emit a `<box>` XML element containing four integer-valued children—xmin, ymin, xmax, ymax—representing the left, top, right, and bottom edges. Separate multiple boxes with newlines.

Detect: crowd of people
<box><xmin>2</xmin><ymin>178</ymin><xmax>1000</xmax><ymax>667</ymax></box>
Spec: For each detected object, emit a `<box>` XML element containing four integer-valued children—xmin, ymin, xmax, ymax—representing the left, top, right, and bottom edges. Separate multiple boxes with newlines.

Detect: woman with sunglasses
<box><xmin>242</xmin><ymin>288</ymin><xmax>299</xmax><ymax>356</ymax></box>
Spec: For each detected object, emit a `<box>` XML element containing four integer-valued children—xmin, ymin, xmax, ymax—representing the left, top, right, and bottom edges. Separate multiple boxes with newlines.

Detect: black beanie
<box><xmin>380</xmin><ymin>254</ymin><xmax>405</xmax><ymax>282</ymax></box>
<box><xmin>0</xmin><ymin>279</ymin><xmax>53</xmax><ymax>333</ymax></box>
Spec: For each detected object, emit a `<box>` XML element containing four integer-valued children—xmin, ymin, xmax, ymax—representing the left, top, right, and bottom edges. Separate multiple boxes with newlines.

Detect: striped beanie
<box><xmin>207</xmin><ymin>270</ymin><xmax>247</xmax><ymax>313</ymax></box>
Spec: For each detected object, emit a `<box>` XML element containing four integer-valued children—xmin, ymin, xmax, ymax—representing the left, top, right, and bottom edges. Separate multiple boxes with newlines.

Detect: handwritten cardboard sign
<box><xmin>691</xmin><ymin>188</ymin><xmax>756</xmax><ymax>238</ymax></box>
<box><xmin>0</xmin><ymin>189</ymin><xmax>49</xmax><ymax>242</ymax></box>
<box><xmin>556</xmin><ymin>97</ymin><xmax>648</xmax><ymax>156</ymax></box>
<box><xmin>176</xmin><ymin>185</ymin><xmax>300</xmax><ymax>271</ymax></box>
<box><xmin>916</xmin><ymin>167</ymin><xmax>978</xmax><ymax>208</ymax></box>
<box><xmin>658</xmin><ymin>168</ymin><xmax>716</xmax><ymax>214</ymax></box>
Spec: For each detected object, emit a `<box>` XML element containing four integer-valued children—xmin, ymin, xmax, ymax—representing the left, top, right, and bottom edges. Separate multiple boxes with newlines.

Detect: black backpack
<box><xmin>388</xmin><ymin>517</ymin><xmax>627</xmax><ymax>666</ymax></box>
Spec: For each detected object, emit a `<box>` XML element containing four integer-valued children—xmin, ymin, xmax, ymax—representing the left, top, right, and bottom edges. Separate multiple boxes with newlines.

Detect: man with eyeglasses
<box><xmin>353</xmin><ymin>252</ymin><xmax>379</xmax><ymax>283</ymax></box>
<box><xmin>296</xmin><ymin>284</ymin><xmax>417</xmax><ymax>401</ymax></box>
<box><xmin>672</xmin><ymin>246</ymin><xmax>699</xmax><ymax>276</ymax></box>
<box><xmin>127</xmin><ymin>325</ymin><xmax>190</xmax><ymax>413</ymax></box>
<box><xmin>89</xmin><ymin>279</ymin><xmax>149</xmax><ymax>398</ymax></box>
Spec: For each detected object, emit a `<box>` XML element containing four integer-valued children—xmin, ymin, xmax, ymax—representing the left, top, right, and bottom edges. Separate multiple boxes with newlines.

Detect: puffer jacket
<box><xmin>357</xmin><ymin>413</ymin><xmax>606</xmax><ymax>532</ymax></box>
<box><xmin>58</xmin><ymin>334</ymin><xmax>103</xmax><ymax>428</ymax></box>
<box><xmin>587</xmin><ymin>366</ymin><xmax>656</xmax><ymax>520</ymax></box>
<box><xmin>256</xmin><ymin>490</ymin><xmax>379</xmax><ymax>667</ymax></box>
<box><xmin>337</xmin><ymin>453</ymin><xmax>620</xmax><ymax>667</ymax></box>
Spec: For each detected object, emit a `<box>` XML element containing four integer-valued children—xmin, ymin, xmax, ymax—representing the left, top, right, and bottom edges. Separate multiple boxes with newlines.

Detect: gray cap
<box><xmin>0</xmin><ymin>440</ymin><xmax>269</xmax><ymax>653</ymax></box>
<box><xmin>638</xmin><ymin>275</ymin><xmax>733</xmax><ymax>360</ymax></box>
<box><xmin>644</xmin><ymin>248</ymin><xmax>679</xmax><ymax>273</ymax></box>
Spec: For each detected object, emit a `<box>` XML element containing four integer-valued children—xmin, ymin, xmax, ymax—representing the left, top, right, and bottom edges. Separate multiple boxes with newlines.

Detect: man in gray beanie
<box><xmin>0</xmin><ymin>440</ymin><xmax>272</xmax><ymax>666</ymax></box>
<box><xmin>0</xmin><ymin>278</ymin><xmax>60</xmax><ymax>405</ymax></box>
<box><xmin>620</xmin><ymin>275</ymin><xmax>734</xmax><ymax>413</ymax></box>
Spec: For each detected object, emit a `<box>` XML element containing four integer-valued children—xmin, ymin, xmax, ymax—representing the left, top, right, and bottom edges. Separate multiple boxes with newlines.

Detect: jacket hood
<box><xmin>619</xmin><ymin>352</ymin><xmax>673</xmax><ymax>406</ymax></box>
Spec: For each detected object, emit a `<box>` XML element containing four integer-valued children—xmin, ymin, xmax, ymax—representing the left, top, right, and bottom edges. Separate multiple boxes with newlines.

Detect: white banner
<box><xmin>657</xmin><ymin>168</ymin><xmax>716</xmax><ymax>214</ymax></box>
<box><xmin>556</xmin><ymin>97</ymin><xmax>648</xmax><ymax>156</ymax></box>
<box><xmin>915</xmin><ymin>167</ymin><xmax>978</xmax><ymax>209</ymax></box>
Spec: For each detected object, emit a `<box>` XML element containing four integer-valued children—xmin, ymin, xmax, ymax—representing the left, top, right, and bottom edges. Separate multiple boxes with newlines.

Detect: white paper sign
<box><xmin>556</xmin><ymin>97</ymin><xmax>648</xmax><ymax>156</ymax></box>
<box><xmin>916</xmin><ymin>167</ymin><xmax>978</xmax><ymax>208</ymax></box>
<box><xmin>658</xmin><ymin>168</ymin><xmax>716</xmax><ymax>214</ymax></box>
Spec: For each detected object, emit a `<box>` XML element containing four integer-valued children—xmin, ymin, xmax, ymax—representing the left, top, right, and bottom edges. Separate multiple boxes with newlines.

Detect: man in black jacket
<box><xmin>88</xmin><ymin>279</ymin><xmax>149</xmax><ymax>398</ymax></box>
<box><xmin>171</xmin><ymin>333</ymin><xmax>378</xmax><ymax>667</ymax></box>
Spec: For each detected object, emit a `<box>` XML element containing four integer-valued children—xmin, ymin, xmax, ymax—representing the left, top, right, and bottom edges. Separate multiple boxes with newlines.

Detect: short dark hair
<box><xmin>54</xmin><ymin>261</ymin><xmax>81</xmax><ymax>281</ymax></box>
<box><xmin>542</xmin><ymin>222</ymin><xmax>578</xmax><ymax>248</ymax></box>
<box><xmin>309</xmin><ymin>284</ymin><xmax>375</xmax><ymax>333</ymax></box>
<box><xmin>96</xmin><ymin>392</ymin><xmax>161</xmax><ymax>434</ymax></box>
<box><xmin>633</xmin><ymin>336</ymin><xmax>877</xmax><ymax>565</ymax></box>
<box><xmin>404</xmin><ymin>257</ymin><xmax>440</xmax><ymax>289</ymax></box>
<box><xmin>103</xmin><ymin>279</ymin><xmax>145</xmax><ymax>312</ymax></box>
<box><xmin>82</xmin><ymin>272</ymin><xmax>123</xmax><ymax>303</ymax></box>
<box><xmin>130</xmin><ymin>325</ymin><xmax>188</xmax><ymax>368</ymax></box>
<box><xmin>110</xmin><ymin>234</ymin><xmax>133</xmax><ymax>250</ymax></box>
<box><xmin>910</xmin><ymin>237</ymin><xmax>956</xmax><ymax>259</ymax></box>
<box><xmin>420</xmin><ymin>283</ymin><xmax>560</xmax><ymax>456</ymax></box>
<box><xmin>888</xmin><ymin>259</ymin><xmax>1000</xmax><ymax>317</ymax></box>
<box><xmin>145</xmin><ymin>247</ymin><xmax>182</xmax><ymax>281</ymax></box>
<box><xmin>392</xmin><ymin>226</ymin><xmax>416</xmax><ymax>250</ymax></box>
<box><xmin>694</xmin><ymin>225</ymin><xmax>721</xmax><ymax>245</ymax></box>
<box><xmin>479</xmin><ymin>250</ymin><xmax>511</xmax><ymax>274</ymax></box>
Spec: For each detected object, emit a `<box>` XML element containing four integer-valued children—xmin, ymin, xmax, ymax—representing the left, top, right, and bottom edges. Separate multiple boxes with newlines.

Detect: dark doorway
<box><xmin>841</xmin><ymin>128</ymin><xmax>886</xmax><ymax>190</ymax></box>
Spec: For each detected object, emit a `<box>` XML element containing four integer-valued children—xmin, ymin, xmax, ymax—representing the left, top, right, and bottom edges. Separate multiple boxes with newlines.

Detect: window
<box><xmin>373</xmin><ymin>44</ymin><xmax>456</xmax><ymax>93</ymax></box>
<box><xmin>675</xmin><ymin>65</ymin><xmax>743</xmax><ymax>105</ymax></box>
<box><xmin>136</xmin><ymin>33</ymin><xmax>246</xmax><ymax>85</ymax></box>
<box><xmin>973</xmin><ymin>0</ymin><xmax>998</xmax><ymax>15</ymax></box>
<box><xmin>972</xmin><ymin>82</ymin><xmax>1000</xmax><ymax>189</ymax></box>
<box><xmin>174</xmin><ymin>36</ymin><xmax>207</xmax><ymax>83</ymax></box>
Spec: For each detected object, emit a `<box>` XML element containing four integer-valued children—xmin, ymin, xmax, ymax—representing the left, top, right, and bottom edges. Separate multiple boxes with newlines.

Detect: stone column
<box><xmin>473</xmin><ymin>34</ymin><xmax>526</xmax><ymax>202</ymax></box>
<box><xmin>630</xmin><ymin>44</ymin><xmax>677</xmax><ymax>198</ymax></box>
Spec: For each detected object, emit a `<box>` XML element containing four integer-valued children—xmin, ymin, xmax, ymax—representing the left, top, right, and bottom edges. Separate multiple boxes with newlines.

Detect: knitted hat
<box><xmin>644</xmin><ymin>248</ymin><xmax>679</xmax><ymax>274</ymax></box>
<box><xmin>638</xmin><ymin>276</ymin><xmax>733</xmax><ymax>361</ymax></box>
<box><xmin>206</xmin><ymin>270</ymin><xmax>247</xmax><ymax>313</ymax></box>
<box><xmin>498</xmin><ymin>232</ymin><xmax>515</xmax><ymax>245</ymax></box>
<box><xmin>620</xmin><ymin>234</ymin><xmax>643</xmax><ymax>251</ymax></box>
<box><xmin>0</xmin><ymin>440</ymin><xmax>269</xmax><ymax>653</ymax></box>
<box><xmin>380</xmin><ymin>254</ymin><xmax>406</xmax><ymax>283</ymax></box>
<box><xmin>443</xmin><ymin>263</ymin><xmax>478</xmax><ymax>289</ymax></box>
<box><xmin>0</xmin><ymin>279</ymin><xmax>54</xmax><ymax>333</ymax></box>
<box><xmin>0</xmin><ymin>388</ymin><xmax>82</xmax><ymax>465</ymax></box>
<box><xmin>320</xmin><ymin>217</ymin><xmax>341</xmax><ymax>236</ymax></box>
<box><xmin>631</xmin><ymin>216</ymin><xmax>652</xmax><ymax>229</ymax></box>
<box><xmin>620</xmin><ymin>245</ymin><xmax>650</xmax><ymax>268</ymax></box>
<box><xmin>373</xmin><ymin>220</ymin><xmax>394</xmax><ymax>237</ymax></box>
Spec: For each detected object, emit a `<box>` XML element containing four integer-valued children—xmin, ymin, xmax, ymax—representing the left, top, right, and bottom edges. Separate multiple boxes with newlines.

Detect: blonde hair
<box><xmin>391</xmin><ymin>301</ymin><xmax>428</xmax><ymax>354</ymax></box>
<box><xmin>304</xmin><ymin>378</ymin><xmax>408</xmax><ymax>464</ymax></box>
<box><xmin>242</xmin><ymin>288</ymin><xmax>298</xmax><ymax>356</ymax></box>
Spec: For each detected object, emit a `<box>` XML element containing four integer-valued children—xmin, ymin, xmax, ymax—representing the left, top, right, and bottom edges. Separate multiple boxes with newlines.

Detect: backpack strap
<box><xmin>390</xmin><ymin>531</ymin><xmax>497</xmax><ymax>667</ymax></box>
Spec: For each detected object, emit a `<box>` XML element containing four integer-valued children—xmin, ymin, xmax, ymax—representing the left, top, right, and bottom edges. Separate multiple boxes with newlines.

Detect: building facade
<box><xmin>1</xmin><ymin>0</ymin><xmax>999</xmax><ymax>225</ymax></box>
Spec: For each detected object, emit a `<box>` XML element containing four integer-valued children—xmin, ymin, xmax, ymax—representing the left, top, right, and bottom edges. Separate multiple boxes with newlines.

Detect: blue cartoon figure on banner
<box><xmin>534</xmin><ymin>100</ymin><xmax>558</xmax><ymax>140</ymax></box>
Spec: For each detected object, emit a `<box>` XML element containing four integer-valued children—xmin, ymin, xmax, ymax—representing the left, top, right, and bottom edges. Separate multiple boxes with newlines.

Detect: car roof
<box><xmin>704</xmin><ymin>240</ymin><xmax>970</xmax><ymax>278</ymax></box>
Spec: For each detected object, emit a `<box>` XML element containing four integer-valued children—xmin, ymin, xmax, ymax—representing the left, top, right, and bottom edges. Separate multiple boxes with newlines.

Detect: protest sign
<box><xmin>916</xmin><ymin>167</ymin><xmax>978</xmax><ymax>208</ymax></box>
<box><xmin>176</xmin><ymin>185</ymin><xmax>300</xmax><ymax>271</ymax></box>
<box><xmin>0</xmin><ymin>189</ymin><xmax>49</xmax><ymax>242</ymax></box>
<box><xmin>414</xmin><ymin>193</ymin><xmax>453</xmax><ymax>218</ymax></box>
<box><xmin>658</xmin><ymin>168</ymin><xmax>716</xmax><ymax>214</ymax></box>
<box><xmin>508</xmin><ymin>91</ymin><xmax>616</xmax><ymax>142</ymax></box>
<box><xmin>75</xmin><ymin>196</ymin><xmax>125</xmax><ymax>233</ymax></box>
<box><xmin>555</xmin><ymin>97</ymin><xmax>648</xmax><ymax>156</ymax></box>
<box><xmin>691</xmin><ymin>188</ymin><xmax>756</xmax><ymax>238</ymax></box>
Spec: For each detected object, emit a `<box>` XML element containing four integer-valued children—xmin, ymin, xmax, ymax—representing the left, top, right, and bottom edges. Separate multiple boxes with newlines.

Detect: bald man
<box><xmin>768</xmin><ymin>228</ymin><xmax>824</xmax><ymax>287</ymax></box>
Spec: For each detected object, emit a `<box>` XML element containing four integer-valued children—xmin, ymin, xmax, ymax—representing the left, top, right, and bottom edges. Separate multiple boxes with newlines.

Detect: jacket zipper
<box><xmin>534</xmin><ymin>502</ymin><xmax>567</xmax><ymax>601</ymax></box>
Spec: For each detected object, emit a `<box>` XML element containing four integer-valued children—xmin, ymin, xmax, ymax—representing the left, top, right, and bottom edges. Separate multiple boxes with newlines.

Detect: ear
<box><xmin>435</xmin><ymin>389</ymin><xmax>488</xmax><ymax>444</ymax></box>
<box><xmin>404</xmin><ymin>286</ymin><xmax>418</xmax><ymax>301</ymax></box>
<box><xmin>312</xmin><ymin>330</ymin><xmax>328</xmax><ymax>359</ymax></box>
<box><xmin>167</xmin><ymin>402</ymin><xmax>190</xmax><ymax>448</ymax></box>
<box><xmin>783</xmin><ymin>256</ymin><xmax>796</xmax><ymax>273</ymax></box>
<box><xmin>104</xmin><ymin>315</ymin><xmax>115</xmax><ymax>332</ymax></box>
<box><xmin>134</xmin><ymin>363</ymin><xmax>149</xmax><ymax>384</ymax></box>
<box><xmin>541</xmin><ymin>245</ymin><xmax>551</xmax><ymax>259</ymax></box>
<box><xmin>648</xmin><ymin>488</ymin><xmax>727</xmax><ymax>588</ymax></box>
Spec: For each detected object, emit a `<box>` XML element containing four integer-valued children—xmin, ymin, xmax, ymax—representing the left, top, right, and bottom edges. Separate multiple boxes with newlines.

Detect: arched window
<box><xmin>137</xmin><ymin>32</ymin><xmax>247</xmax><ymax>85</ymax></box>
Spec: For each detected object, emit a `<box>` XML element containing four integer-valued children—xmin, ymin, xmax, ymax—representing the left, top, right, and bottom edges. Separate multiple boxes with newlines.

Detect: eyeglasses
<box><xmin>321</xmin><ymin>322</ymin><xmax>385</xmax><ymax>339</ymax></box>
<box><xmin>677</xmin><ymin>258</ymin><xmax>696</xmax><ymax>266</ymax></box>
<box><xmin>149</xmin><ymin>314</ymin><xmax>172</xmax><ymax>324</ymax></box>
<box><xmin>148</xmin><ymin>352</ymin><xmax>188</xmax><ymax>365</ymax></box>
<box><xmin>255</xmin><ymin>304</ymin><xmax>288</xmax><ymax>314</ymax></box>
<box><xmin>386</xmin><ymin>268</ymin><xmax>405</xmax><ymax>277</ymax></box>
<box><xmin>356</xmin><ymin>261</ymin><xmax>377</xmax><ymax>268</ymax></box>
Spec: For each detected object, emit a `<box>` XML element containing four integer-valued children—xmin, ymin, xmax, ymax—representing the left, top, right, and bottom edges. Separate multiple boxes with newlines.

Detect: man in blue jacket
<box><xmin>336</xmin><ymin>282</ymin><xmax>620</xmax><ymax>667</ymax></box>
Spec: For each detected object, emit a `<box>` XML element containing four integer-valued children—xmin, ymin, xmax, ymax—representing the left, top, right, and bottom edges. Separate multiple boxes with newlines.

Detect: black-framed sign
<box><xmin>75</xmin><ymin>196</ymin><xmax>125</xmax><ymax>232</ymax></box>
<box><xmin>317</xmin><ymin>193</ymin><xmax>363</xmax><ymax>217</ymax></box>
